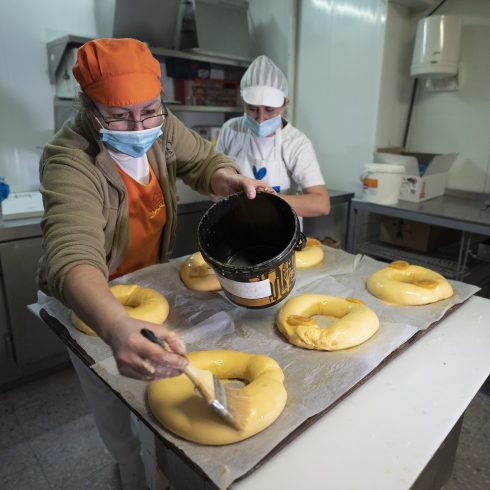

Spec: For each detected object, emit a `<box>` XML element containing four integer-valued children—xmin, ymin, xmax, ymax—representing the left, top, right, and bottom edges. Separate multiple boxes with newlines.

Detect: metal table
<box><xmin>303</xmin><ymin>189</ymin><xmax>355</xmax><ymax>247</ymax></box>
<box><xmin>32</xmin><ymin>295</ymin><xmax>490</xmax><ymax>490</ymax></box>
<box><xmin>346</xmin><ymin>190</ymin><xmax>490</xmax><ymax>282</ymax></box>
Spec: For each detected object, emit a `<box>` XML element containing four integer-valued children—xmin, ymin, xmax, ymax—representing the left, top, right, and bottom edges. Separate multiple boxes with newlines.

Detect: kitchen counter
<box><xmin>0</xmin><ymin>188</ymin><xmax>353</xmax><ymax>235</ymax></box>
<box><xmin>0</xmin><ymin>215</ymin><xmax>42</xmax><ymax>241</ymax></box>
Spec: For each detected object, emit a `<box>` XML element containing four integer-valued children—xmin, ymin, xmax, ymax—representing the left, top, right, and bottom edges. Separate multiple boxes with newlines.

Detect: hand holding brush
<box><xmin>141</xmin><ymin>328</ymin><xmax>248</xmax><ymax>431</ymax></box>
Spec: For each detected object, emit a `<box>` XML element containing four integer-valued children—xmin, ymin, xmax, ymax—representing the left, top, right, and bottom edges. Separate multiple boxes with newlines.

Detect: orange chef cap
<box><xmin>72</xmin><ymin>38</ymin><xmax>162</xmax><ymax>106</ymax></box>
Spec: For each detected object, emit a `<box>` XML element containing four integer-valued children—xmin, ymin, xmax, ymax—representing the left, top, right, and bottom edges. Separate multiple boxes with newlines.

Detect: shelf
<box><xmin>53</xmin><ymin>97</ymin><xmax>241</xmax><ymax>115</ymax></box>
<box><xmin>359</xmin><ymin>240</ymin><xmax>490</xmax><ymax>284</ymax></box>
<box><xmin>359</xmin><ymin>241</ymin><xmax>460</xmax><ymax>278</ymax></box>
<box><xmin>47</xmin><ymin>35</ymin><xmax>250</xmax><ymax>85</ymax></box>
<box><xmin>151</xmin><ymin>46</ymin><xmax>251</xmax><ymax>67</ymax></box>
<box><xmin>167</xmin><ymin>104</ymin><xmax>241</xmax><ymax>113</ymax></box>
<box><xmin>46</xmin><ymin>35</ymin><xmax>90</xmax><ymax>84</ymax></box>
<box><xmin>388</xmin><ymin>0</ymin><xmax>437</xmax><ymax>11</ymax></box>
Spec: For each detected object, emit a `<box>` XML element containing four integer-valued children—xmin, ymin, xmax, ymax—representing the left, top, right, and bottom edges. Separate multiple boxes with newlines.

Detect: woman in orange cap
<box><xmin>37</xmin><ymin>38</ymin><xmax>268</xmax><ymax>489</ymax></box>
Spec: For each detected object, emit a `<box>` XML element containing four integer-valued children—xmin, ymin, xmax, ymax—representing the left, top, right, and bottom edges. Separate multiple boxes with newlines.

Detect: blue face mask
<box><xmin>244</xmin><ymin>113</ymin><xmax>282</xmax><ymax>137</ymax></box>
<box><xmin>99</xmin><ymin>125</ymin><xmax>163</xmax><ymax>158</ymax></box>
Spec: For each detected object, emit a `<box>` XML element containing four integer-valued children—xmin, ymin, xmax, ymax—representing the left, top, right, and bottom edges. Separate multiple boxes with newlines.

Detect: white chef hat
<box><xmin>240</xmin><ymin>55</ymin><xmax>288</xmax><ymax>108</ymax></box>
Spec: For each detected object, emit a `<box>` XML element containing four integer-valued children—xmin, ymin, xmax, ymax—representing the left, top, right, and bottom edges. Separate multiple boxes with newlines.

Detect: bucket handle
<box><xmin>294</xmin><ymin>232</ymin><xmax>307</xmax><ymax>251</ymax></box>
<box><xmin>360</xmin><ymin>171</ymin><xmax>371</xmax><ymax>182</ymax></box>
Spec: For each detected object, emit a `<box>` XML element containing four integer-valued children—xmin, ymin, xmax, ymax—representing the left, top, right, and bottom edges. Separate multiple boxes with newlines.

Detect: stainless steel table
<box><xmin>303</xmin><ymin>189</ymin><xmax>354</xmax><ymax>247</ymax></box>
<box><xmin>346</xmin><ymin>191</ymin><xmax>490</xmax><ymax>283</ymax></box>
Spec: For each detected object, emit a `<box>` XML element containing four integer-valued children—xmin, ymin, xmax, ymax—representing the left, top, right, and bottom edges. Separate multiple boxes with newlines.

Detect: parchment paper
<box><xmin>38</xmin><ymin>247</ymin><xmax>480</xmax><ymax>489</ymax></box>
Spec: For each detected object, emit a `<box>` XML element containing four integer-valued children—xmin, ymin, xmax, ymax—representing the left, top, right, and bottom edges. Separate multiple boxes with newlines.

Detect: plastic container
<box><xmin>198</xmin><ymin>192</ymin><xmax>306</xmax><ymax>308</ymax></box>
<box><xmin>360</xmin><ymin>163</ymin><xmax>405</xmax><ymax>205</ymax></box>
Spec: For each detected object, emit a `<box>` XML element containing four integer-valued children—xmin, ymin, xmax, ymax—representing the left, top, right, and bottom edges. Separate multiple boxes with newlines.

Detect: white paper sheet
<box><xmin>38</xmin><ymin>248</ymin><xmax>480</xmax><ymax>489</ymax></box>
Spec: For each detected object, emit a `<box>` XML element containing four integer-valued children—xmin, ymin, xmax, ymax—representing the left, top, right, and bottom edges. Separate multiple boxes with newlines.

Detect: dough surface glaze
<box><xmin>180</xmin><ymin>251</ymin><xmax>221</xmax><ymax>292</ymax></box>
<box><xmin>71</xmin><ymin>284</ymin><xmax>169</xmax><ymax>336</ymax></box>
<box><xmin>367</xmin><ymin>260</ymin><xmax>454</xmax><ymax>305</ymax></box>
<box><xmin>148</xmin><ymin>350</ymin><xmax>287</xmax><ymax>445</ymax></box>
<box><xmin>277</xmin><ymin>294</ymin><xmax>379</xmax><ymax>350</ymax></box>
<box><xmin>295</xmin><ymin>237</ymin><xmax>324</xmax><ymax>268</ymax></box>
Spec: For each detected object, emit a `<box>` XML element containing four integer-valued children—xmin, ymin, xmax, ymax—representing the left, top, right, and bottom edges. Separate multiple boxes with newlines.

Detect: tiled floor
<box><xmin>0</xmin><ymin>365</ymin><xmax>488</xmax><ymax>490</ymax></box>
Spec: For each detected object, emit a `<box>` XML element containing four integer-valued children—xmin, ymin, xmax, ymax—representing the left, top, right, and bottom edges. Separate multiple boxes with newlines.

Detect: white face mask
<box><xmin>244</xmin><ymin>113</ymin><xmax>282</xmax><ymax>137</ymax></box>
<box><xmin>99</xmin><ymin>125</ymin><xmax>163</xmax><ymax>157</ymax></box>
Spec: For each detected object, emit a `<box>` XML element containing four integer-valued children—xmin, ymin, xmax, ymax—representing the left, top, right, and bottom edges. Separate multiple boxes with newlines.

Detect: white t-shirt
<box><xmin>216</xmin><ymin>116</ymin><xmax>325</xmax><ymax>195</ymax></box>
<box><xmin>107</xmin><ymin>149</ymin><xmax>150</xmax><ymax>184</ymax></box>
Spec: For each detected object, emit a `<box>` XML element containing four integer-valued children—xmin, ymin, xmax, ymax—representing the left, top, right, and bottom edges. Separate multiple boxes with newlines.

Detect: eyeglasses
<box><xmin>92</xmin><ymin>99</ymin><xmax>168</xmax><ymax>131</ymax></box>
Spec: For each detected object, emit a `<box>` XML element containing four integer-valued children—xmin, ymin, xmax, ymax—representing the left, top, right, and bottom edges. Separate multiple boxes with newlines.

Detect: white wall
<box><xmin>247</xmin><ymin>0</ymin><xmax>296</xmax><ymax>118</ymax></box>
<box><xmin>0</xmin><ymin>0</ymin><xmax>115</xmax><ymax>192</ymax></box>
<box><xmin>376</xmin><ymin>2</ymin><xmax>415</xmax><ymax>149</ymax></box>
<box><xmin>406</xmin><ymin>0</ymin><xmax>490</xmax><ymax>193</ymax></box>
<box><xmin>294</xmin><ymin>0</ymin><xmax>388</xmax><ymax>195</ymax></box>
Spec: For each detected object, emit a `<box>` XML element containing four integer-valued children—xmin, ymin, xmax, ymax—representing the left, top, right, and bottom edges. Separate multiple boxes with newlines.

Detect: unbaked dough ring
<box><xmin>367</xmin><ymin>260</ymin><xmax>454</xmax><ymax>306</ymax></box>
<box><xmin>70</xmin><ymin>284</ymin><xmax>169</xmax><ymax>336</ymax></box>
<box><xmin>180</xmin><ymin>251</ymin><xmax>221</xmax><ymax>292</ymax></box>
<box><xmin>147</xmin><ymin>350</ymin><xmax>287</xmax><ymax>445</ymax></box>
<box><xmin>295</xmin><ymin>237</ymin><xmax>324</xmax><ymax>268</ymax></box>
<box><xmin>277</xmin><ymin>294</ymin><xmax>379</xmax><ymax>350</ymax></box>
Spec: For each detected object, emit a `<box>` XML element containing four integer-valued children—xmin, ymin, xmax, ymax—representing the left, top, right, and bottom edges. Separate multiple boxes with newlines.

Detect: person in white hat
<box><xmin>216</xmin><ymin>55</ymin><xmax>330</xmax><ymax>217</ymax></box>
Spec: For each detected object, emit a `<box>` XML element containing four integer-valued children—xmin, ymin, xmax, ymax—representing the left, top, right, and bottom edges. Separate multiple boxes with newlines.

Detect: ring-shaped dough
<box><xmin>180</xmin><ymin>251</ymin><xmax>221</xmax><ymax>292</ymax></box>
<box><xmin>295</xmin><ymin>237</ymin><xmax>324</xmax><ymax>268</ymax></box>
<box><xmin>367</xmin><ymin>260</ymin><xmax>454</xmax><ymax>306</ymax></box>
<box><xmin>71</xmin><ymin>284</ymin><xmax>169</xmax><ymax>336</ymax></box>
<box><xmin>148</xmin><ymin>350</ymin><xmax>287</xmax><ymax>445</ymax></box>
<box><xmin>277</xmin><ymin>294</ymin><xmax>379</xmax><ymax>350</ymax></box>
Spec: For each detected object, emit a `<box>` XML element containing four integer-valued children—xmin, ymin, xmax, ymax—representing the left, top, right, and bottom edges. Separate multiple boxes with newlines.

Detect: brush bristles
<box><xmin>184</xmin><ymin>365</ymin><xmax>250</xmax><ymax>431</ymax></box>
<box><xmin>221</xmin><ymin>385</ymin><xmax>250</xmax><ymax>431</ymax></box>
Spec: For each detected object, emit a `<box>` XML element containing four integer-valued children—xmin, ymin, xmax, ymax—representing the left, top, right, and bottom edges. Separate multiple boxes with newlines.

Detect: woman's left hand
<box><xmin>210</xmin><ymin>167</ymin><xmax>277</xmax><ymax>199</ymax></box>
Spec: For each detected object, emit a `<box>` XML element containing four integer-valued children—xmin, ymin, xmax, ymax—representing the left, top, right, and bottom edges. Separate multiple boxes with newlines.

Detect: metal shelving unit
<box><xmin>167</xmin><ymin>103</ymin><xmax>242</xmax><ymax>113</ymax></box>
<box><xmin>47</xmin><ymin>35</ymin><xmax>248</xmax><ymax>131</ymax></box>
<box><xmin>46</xmin><ymin>35</ymin><xmax>251</xmax><ymax>85</ymax></box>
<box><xmin>347</xmin><ymin>191</ymin><xmax>490</xmax><ymax>291</ymax></box>
<box><xmin>358</xmin><ymin>241</ymin><xmax>460</xmax><ymax>278</ymax></box>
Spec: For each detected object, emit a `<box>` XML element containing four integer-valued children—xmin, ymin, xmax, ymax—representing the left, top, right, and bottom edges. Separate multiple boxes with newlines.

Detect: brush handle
<box><xmin>141</xmin><ymin>328</ymin><xmax>169</xmax><ymax>350</ymax></box>
<box><xmin>140</xmin><ymin>329</ymin><xmax>202</xmax><ymax>388</ymax></box>
<box><xmin>181</xmin><ymin>363</ymin><xmax>211</xmax><ymax>390</ymax></box>
<box><xmin>140</xmin><ymin>328</ymin><xmax>212</xmax><ymax>399</ymax></box>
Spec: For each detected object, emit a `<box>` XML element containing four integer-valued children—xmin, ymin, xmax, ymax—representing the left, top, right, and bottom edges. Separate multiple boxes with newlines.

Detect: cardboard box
<box><xmin>477</xmin><ymin>238</ymin><xmax>490</xmax><ymax>262</ymax></box>
<box><xmin>379</xmin><ymin>217</ymin><xmax>459</xmax><ymax>252</ymax></box>
<box><xmin>374</xmin><ymin>148</ymin><xmax>457</xmax><ymax>202</ymax></box>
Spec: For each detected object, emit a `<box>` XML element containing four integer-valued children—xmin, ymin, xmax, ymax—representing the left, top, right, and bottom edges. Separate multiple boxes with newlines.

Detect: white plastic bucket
<box><xmin>360</xmin><ymin>163</ymin><xmax>405</xmax><ymax>205</ymax></box>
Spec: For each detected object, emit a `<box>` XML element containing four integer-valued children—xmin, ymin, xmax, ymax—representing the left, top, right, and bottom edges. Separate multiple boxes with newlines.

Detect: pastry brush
<box><xmin>140</xmin><ymin>328</ymin><xmax>248</xmax><ymax>431</ymax></box>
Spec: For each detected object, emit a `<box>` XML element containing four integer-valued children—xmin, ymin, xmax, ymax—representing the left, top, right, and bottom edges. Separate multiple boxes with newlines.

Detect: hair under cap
<box><xmin>72</xmin><ymin>38</ymin><xmax>162</xmax><ymax>106</ymax></box>
<box><xmin>240</xmin><ymin>55</ymin><xmax>288</xmax><ymax>108</ymax></box>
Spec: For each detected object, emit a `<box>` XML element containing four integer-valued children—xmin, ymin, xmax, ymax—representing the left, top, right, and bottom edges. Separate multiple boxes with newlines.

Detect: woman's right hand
<box><xmin>109</xmin><ymin>315</ymin><xmax>189</xmax><ymax>380</ymax></box>
<box><xmin>64</xmin><ymin>265</ymin><xmax>189</xmax><ymax>381</ymax></box>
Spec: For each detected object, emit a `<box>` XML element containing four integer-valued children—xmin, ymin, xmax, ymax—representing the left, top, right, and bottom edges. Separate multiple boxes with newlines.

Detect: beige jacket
<box><xmin>38</xmin><ymin>108</ymin><xmax>238</xmax><ymax>302</ymax></box>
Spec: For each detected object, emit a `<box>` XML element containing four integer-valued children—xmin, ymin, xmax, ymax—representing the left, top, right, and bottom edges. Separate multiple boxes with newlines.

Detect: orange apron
<box><xmin>110</xmin><ymin>165</ymin><xmax>166</xmax><ymax>280</ymax></box>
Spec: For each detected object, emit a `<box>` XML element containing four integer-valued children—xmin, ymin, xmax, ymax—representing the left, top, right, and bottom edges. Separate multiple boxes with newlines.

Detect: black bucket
<box><xmin>198</xmin><ymin>192</ymin><xmax>306</xmax><ymax>308</ymax></box>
